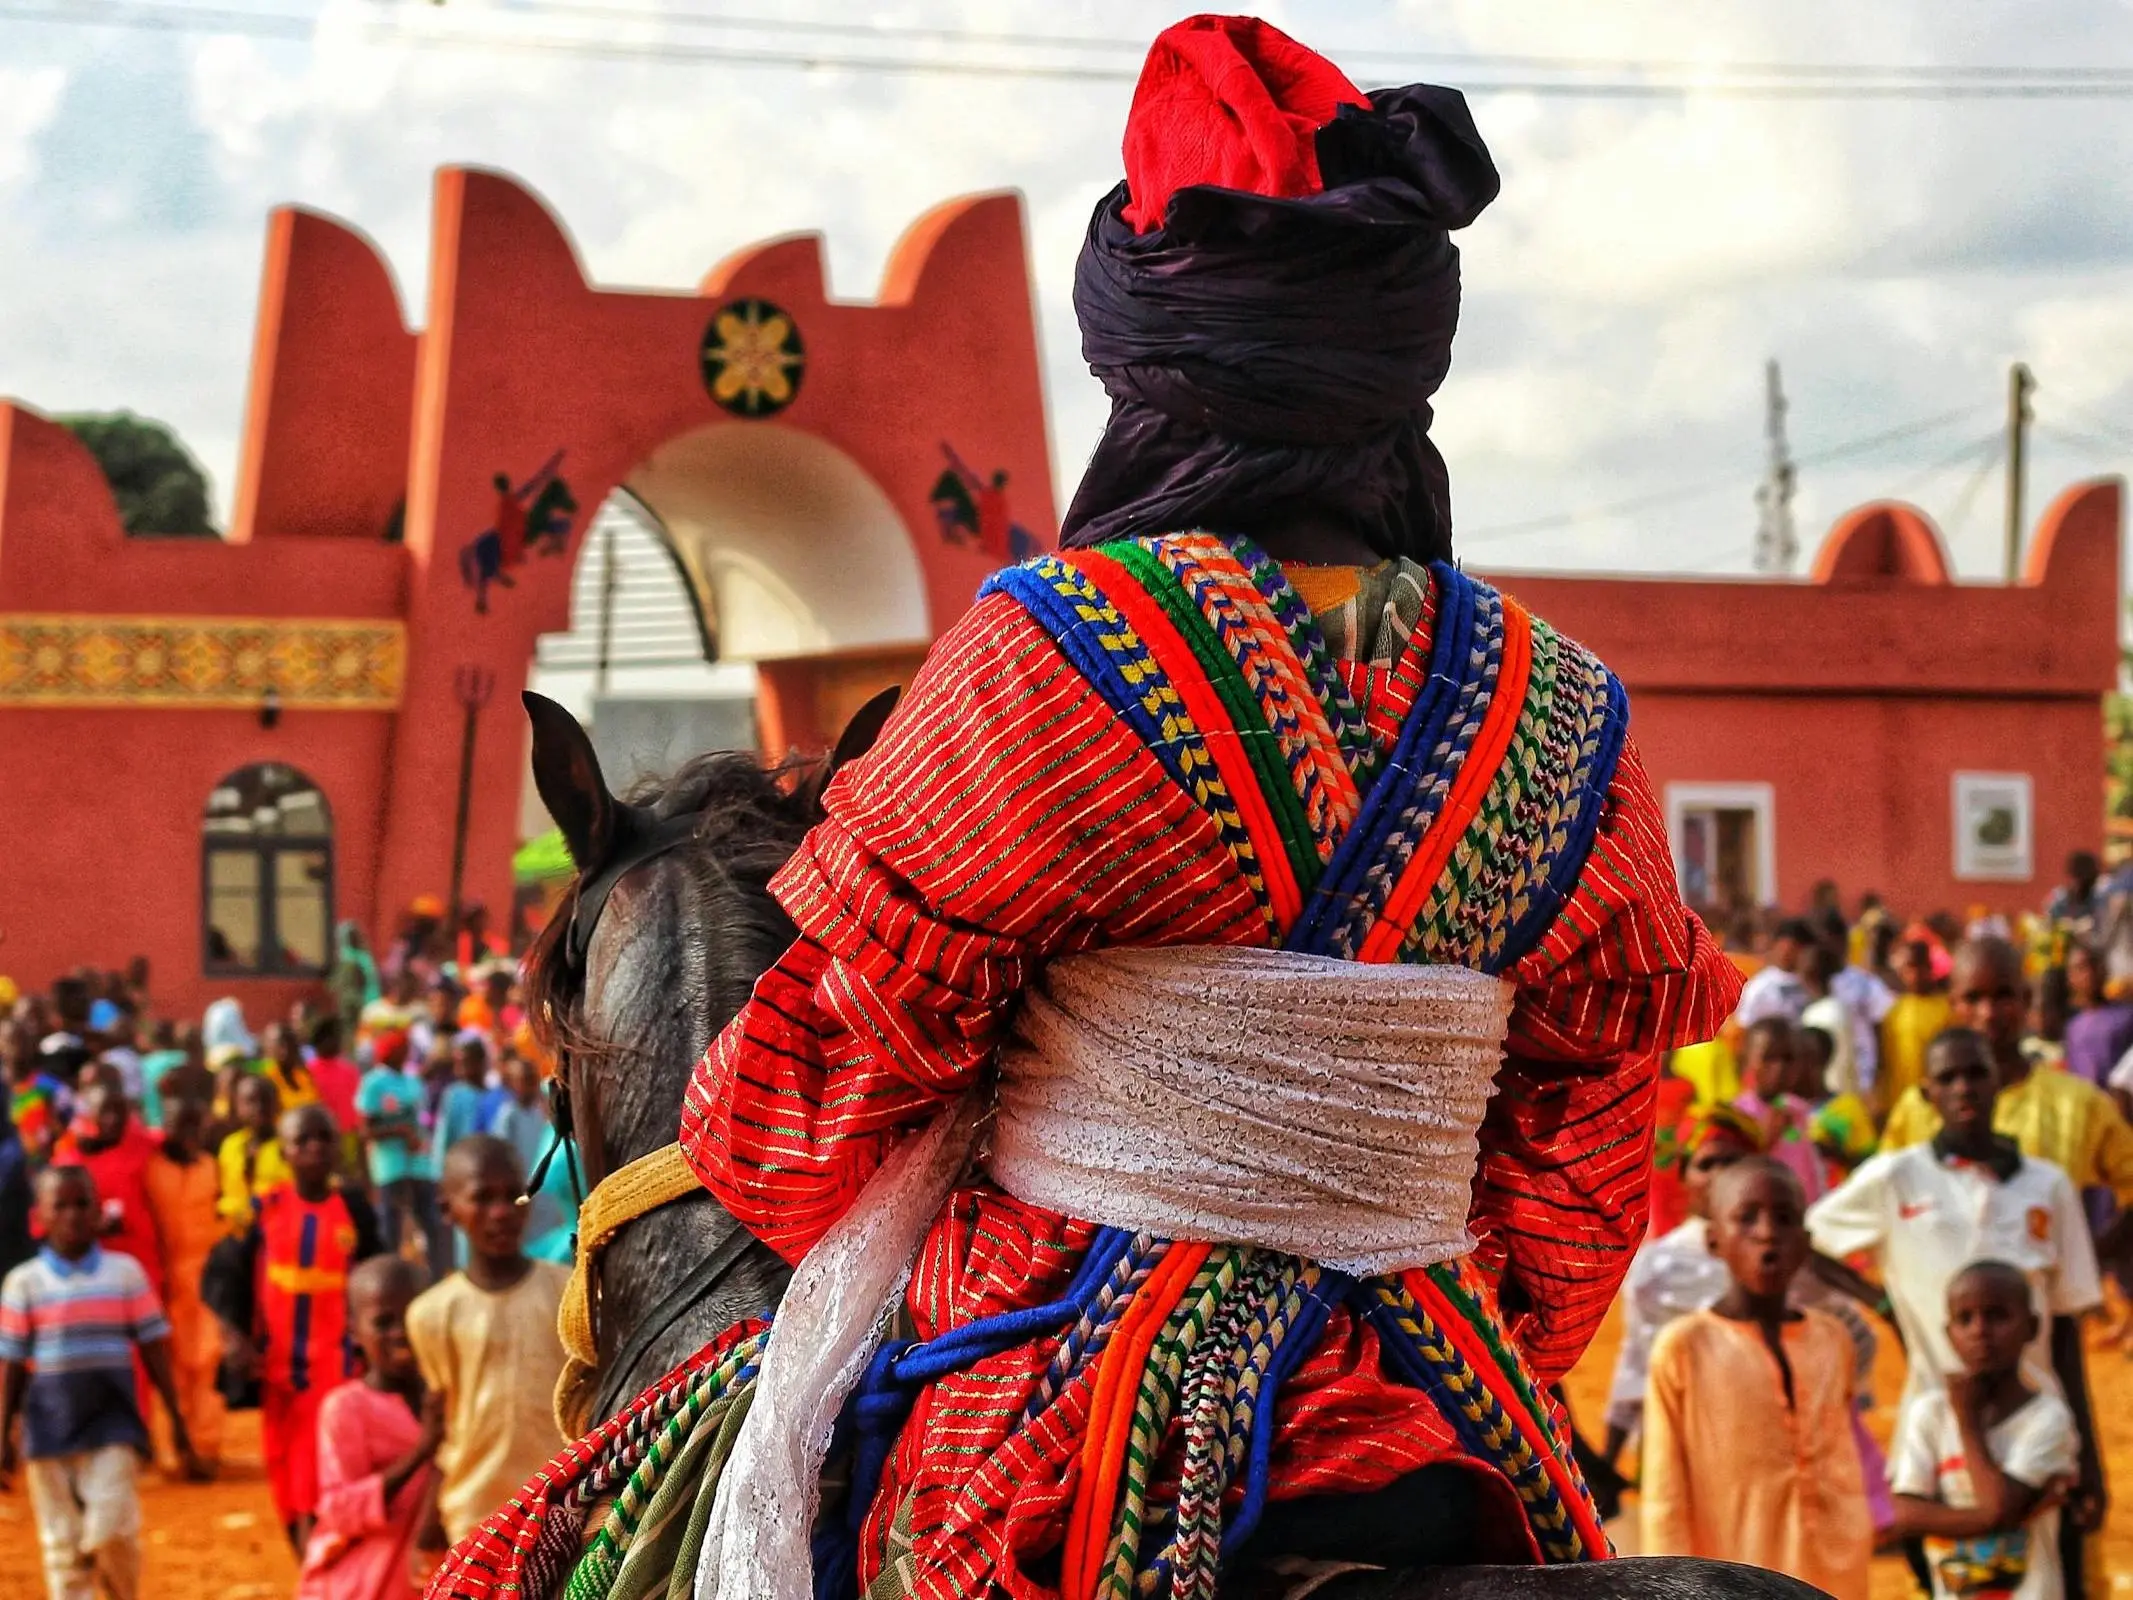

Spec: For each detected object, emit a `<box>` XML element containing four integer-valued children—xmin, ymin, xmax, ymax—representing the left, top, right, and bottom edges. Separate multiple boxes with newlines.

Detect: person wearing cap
<box><xmin>431</xmin><ymin>16</ymin><xmax>1737</xmax><ymax>1597</ymax></box>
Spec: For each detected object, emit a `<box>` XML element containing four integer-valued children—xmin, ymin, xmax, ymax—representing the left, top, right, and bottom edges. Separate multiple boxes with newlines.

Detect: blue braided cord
<box><xmin>1218</xmin><ymin>1268</ymin><xmax>1350</xmax><ymax>1558</ymax></box>
<box><xmin>1491</xmin><ymin>667</ymin><xmax>1629</xmax><ymax>971</ymax></box>
<box><xmin>1026</xmin><ymin>1233</ymin><xmax>1160</xmax><ymax>1421</ymax></box>
<box><xmin>981</xmin><ymin>563</ymin><xmax>1197</xmax><ymax>798</ymax></box>
<box><xmin>812</xmin><ymin>1228</ymin><xmax>1137</xmax><ymax>1600</ymax></box>
<box><xmin>1354</xmin><ymin>1287</ymin><xmax>1581</xmax><ymax>1564</ymax></box>
<box><xmin>1287</xmin><ymin>562</ymin><xmax>1476</xmax><ymax>958</ymax></box>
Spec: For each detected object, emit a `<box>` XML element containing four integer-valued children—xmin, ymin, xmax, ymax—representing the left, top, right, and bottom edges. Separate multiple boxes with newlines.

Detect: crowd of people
<box><xmin>5</xmin><ymin>857</ymin><xmax>2133</xmax><ymax>1600</ymax></box>
<box><xmin>1604</xmin><ymin>855</ymin><xmax>2133</xmax><ymax>1600</ymax></box>
<box><xmin>0</xmin><ymin>910</ymin><xmax>578</xmax><ymax>1600</ymax></box>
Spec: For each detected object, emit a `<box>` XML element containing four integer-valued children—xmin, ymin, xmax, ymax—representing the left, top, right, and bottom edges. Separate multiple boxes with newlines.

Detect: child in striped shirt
<box><xmin>0</xmin><ymin>1165</ymin><xmax>200</xmax><ymax>1600</ymax></box>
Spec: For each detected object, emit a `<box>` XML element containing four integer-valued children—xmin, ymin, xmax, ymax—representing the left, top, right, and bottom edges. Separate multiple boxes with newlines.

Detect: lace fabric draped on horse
<box><xmin>693</xmin><ymin>944</ymin><xmax>1514</xmax><ymax>1600</ymax></box>
<box><xmin>694</xmin><ymin>1094</ymin><xmax>984</xmax><ymax>1600</ymax></box>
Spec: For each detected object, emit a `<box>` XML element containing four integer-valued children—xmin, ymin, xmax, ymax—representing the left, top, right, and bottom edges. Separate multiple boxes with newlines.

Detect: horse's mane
<box><xmin>522</xmin><ymin>748</ymin><xmax>823</xmax><ymax>1065</ymax></box>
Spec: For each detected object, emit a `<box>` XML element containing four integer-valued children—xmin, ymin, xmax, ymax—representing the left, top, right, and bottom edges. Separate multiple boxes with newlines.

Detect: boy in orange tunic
<box><xmin>142</xmin><ymin>1094</ymin><xmax>224</xmax><ymax>1476</ymax></box>
<box><xmin>1642</xmin><ymin>1156</ymin><xmax>1872</xmax><ymax>1599</ymax></box>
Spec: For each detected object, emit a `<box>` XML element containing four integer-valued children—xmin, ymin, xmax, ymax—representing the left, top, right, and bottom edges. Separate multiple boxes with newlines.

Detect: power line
<box><xmin>2047</xmin><ymin>401</ymin><xmax>2133</xmax><ymax>453</ymax></box>
<box><xmin>2034</xmin><ymin>421</ymin><xmax>2127</xmax><ymax>464</ymax></box>
<box><xmin>446</xmin><ymin>2</ymin><xmax>2133</xmax><ymax>85</ymax></box>
<box><xmin>1887</xmin><ymin>431</ymin><xmax>2005</xmax><ymax>502</ymax></box>
<box><xmin>14</xmin><ymin>0</ymin><xmax>2133</xmax><ymax>97</ymax></box>
<box><xmin>1462</xmin><ymin>404</ymin><xmax>1991</xmax><ymax>543</ymax></box>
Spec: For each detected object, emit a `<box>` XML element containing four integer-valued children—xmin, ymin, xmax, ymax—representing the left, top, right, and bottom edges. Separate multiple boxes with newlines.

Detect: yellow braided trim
<box><xmin>556</xmin><ymin>1141</ymin><xmax>703</xmax><ymax>1437</ymax></box>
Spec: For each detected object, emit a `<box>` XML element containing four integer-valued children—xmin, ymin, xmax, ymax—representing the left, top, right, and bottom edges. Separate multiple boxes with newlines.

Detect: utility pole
<box><xmin>1753</xmin><ymin>359</ymin><xmax>1798</xmax><ymax>574</ymax></box>
<box><xmin>2005</xmin><ymin>361</ymin><xmax>2034</xmax><ymax>582</ymax></box>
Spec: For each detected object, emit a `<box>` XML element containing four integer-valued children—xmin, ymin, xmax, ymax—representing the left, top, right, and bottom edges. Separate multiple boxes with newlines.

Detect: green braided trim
<box><xmin>1419</xmin><ymin>1263</ymin><xmax>1558</xmax><ymax>1462</ymax></box>
<box><xmin>1165</xmin><ymin>1256</ymin><xmax>1304</xmax><ymax>1600</ymax></box>
<box><xmin>1102</xmin><ymin>540</ymin><xmax>1323</xmax><ymax>897</ymax></box>
<box><xmin>564</xmin><ymin>1333</ymin><xmax>765</xmax><ymax>1598</ymax></box>
<box><xmin>1095</xmin><ymin>1249</ymin><xmax>1247</xmax><ymax>1600</ymax></box>
<box><xmin>1372</xmin><ymin>1283</ymin><xmax>1585</xmax><ymax>1563</ymax></box>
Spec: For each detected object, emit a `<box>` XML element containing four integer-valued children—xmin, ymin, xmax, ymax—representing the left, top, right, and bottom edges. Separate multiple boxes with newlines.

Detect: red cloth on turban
<box><xmin>1122</xmin><ymin>14</ymin><xmax>1369</xmax><ymax>233</ymax></box>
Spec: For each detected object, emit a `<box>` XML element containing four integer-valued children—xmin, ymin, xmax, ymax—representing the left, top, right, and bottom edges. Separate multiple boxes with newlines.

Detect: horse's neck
<box><xmin>593</xmin><ymin>1179</ymin><xmax>789</xmax><ymax>1422</ymax></box>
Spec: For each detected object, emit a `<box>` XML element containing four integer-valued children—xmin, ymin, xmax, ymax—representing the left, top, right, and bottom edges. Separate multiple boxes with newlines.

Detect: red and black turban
<box><xmin>1061</xmin><ymin>15</ymin><xmax>1500</xmax><ymax>563</ymax></box>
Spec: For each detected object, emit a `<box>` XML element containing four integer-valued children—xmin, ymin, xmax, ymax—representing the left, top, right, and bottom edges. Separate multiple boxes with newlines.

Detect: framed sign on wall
<box><xmin>1952</xmin><ymin>772</ymin><xmax>2034</xmax><ymax>882</ymax></box>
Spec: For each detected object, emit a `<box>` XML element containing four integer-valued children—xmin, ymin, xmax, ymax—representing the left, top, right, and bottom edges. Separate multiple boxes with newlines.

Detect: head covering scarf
<box><xmin>201</xmin><ymin>997</ymin><xmax>255</xmax><ymax>1058</ymax></box>
<box><xmin>1663</xmin><ymin>1104</ymin><xmax>1767</xmax><ymax>1173</ymax></box>
<box><xmin>1061</xmin><ymin>14</ymin><xmax>1501</xmax><ymax>562</ymax></box>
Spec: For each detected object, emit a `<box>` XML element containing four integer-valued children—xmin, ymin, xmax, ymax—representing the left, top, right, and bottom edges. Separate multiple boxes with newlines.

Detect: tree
<box><xmin>56</xmin><ymin>411</ymin><xmax>216</xmax><ymax>536</ymax></box>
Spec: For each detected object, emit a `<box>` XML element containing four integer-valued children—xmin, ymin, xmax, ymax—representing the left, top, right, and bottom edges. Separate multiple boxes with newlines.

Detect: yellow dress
<box><xmin>1669</xmin><ymin>1037</ymin><xmax>1741</xmax><ymax>1111</ymax></box>
<box><xmin>406</xmin><ymin>1264</ymin><xmax>570</xmax><ymax>1543</ymax></box>
<box><xmin>1880</xmin><ymin>1066</ymin><xmax>2133</xmax><ymax>1205</ymax></box>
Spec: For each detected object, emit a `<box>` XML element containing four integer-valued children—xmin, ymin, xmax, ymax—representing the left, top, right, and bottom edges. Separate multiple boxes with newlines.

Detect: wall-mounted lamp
<box><xmin>259</xmin><ymin>686</ymin><xmax>282</xmax><ymax>731</ymax></box>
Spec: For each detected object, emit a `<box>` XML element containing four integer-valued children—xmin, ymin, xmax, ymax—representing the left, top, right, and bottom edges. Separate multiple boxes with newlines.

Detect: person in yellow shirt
<box><xmin>256</xmin><ymin>1023</ymin><xmax>320</xmax><ymax>1115</ymax></box>
<box><xmin>1669</xmin><ymin>1036</ymin><xmax>1741</xmax><ymax>1110</ymax></box>
<box><xmin>215</xmin><ymin>1073</ymin><xmax>292</xmax><ymax>1231</ymax></box>
<box><xmin>1881</xmin><ymin>939</ymin><xmax>2133</xmax><ymax>1212</ymax></box>
<box><xmin>1878</xmin><ymin>937</ymin><xmax>1953</xmax><ymax>1125</ymax></box>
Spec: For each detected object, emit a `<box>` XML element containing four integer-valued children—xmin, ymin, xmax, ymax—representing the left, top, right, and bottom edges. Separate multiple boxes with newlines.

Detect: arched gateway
<box><xmin>0</xmin><ymin>168</ymin><xmax>1056</xmax><ymax>1016</ymax></box>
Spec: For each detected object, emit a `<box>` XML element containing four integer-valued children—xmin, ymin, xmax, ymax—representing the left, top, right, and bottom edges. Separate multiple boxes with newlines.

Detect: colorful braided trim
<box><xmin>423</xmin><ymin>1319</ymin><xmax>768</xmax><ymax>1600</ymax></box>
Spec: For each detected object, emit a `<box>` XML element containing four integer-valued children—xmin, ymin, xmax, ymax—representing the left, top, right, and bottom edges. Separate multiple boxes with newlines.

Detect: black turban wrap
<box><xmin>1059</xmin><ymin>85</ymin><xmax>1501</xmax><ymax>564</ymax></box>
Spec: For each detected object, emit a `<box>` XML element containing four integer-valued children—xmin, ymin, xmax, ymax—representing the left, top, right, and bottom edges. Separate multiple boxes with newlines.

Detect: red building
<box><xmin>0</xmin><ymin>168</ymin><xmax>1054</xmax><ymax>1019</ymax></box>
<box><xmin>1502</xmin><ymin>484</ymin><xmax>2121</xmax><ymax>922</ymax></box>
<box><xmin>0</xmin><ymin>163</ymin><xmax>2119</xmax><ymax>1017</ymax></box>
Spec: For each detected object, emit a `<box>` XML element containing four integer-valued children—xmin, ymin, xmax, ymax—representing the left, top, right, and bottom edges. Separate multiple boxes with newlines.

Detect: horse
<box><xmin>518</xmin><ymin>691</ymin><xmax>1828</xmax><ymax>1600</ymax></box>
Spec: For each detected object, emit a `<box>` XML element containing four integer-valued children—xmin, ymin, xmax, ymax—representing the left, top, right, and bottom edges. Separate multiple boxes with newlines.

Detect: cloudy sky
<box><xmin>5</xmin><ymin>0</ymin><xmax>2133</xmax><ymax>582</ymax></box>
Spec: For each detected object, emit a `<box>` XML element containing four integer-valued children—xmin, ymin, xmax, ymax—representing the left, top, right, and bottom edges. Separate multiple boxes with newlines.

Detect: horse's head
<box><xmin>519</xmin><ymin>686</ymin><xmax>898</xmax><ymax>1426</ymax></box>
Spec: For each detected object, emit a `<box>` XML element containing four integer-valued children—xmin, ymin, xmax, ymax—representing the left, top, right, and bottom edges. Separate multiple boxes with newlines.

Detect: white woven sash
<box><xmin>990</xmin><ymin>945</ymin><xmax>1514</xmax><ymax>1275</ymax></box>
<box><xmin>695</xmin><ymin>944</ymin><xmax>1512</xmax><ymax>1600</ymax></box>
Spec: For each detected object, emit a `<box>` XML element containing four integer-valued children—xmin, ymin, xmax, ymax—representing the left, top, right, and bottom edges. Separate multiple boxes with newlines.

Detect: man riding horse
<box><xmin>430</xmin><ymin>15</ymin><xmax>1745</xmax><ymax>1600</ymax></box>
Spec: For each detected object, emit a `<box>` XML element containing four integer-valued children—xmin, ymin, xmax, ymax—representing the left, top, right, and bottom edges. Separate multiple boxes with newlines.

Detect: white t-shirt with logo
<box><xmin>1805</xmin><ymin>1143</ymin><xmax>2101</xmax><ymax>1406</ymax></box>
<box><xmin>1888</xmin><ymin>1388</ymin><xmax>2078</xmax><ymax>1600</ymax></box>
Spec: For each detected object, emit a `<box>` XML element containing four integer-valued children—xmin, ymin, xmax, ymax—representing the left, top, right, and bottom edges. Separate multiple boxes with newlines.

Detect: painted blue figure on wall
<box><xmin>459</xmin><ymin>451</ymin><xmax>578</xmax><ymax>612</ymax></box>
<box><xmin>928</xmin><ymin>443</ymin><xmax>1036</xmax><ymax>564</ymax></box>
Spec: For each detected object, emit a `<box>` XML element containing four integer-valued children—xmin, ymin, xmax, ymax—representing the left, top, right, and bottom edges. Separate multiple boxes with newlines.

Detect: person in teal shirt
<box><xmin>355</xmin><ymin>1046</ymin><xmax>446</xmax><ymax>1277</ymax></box>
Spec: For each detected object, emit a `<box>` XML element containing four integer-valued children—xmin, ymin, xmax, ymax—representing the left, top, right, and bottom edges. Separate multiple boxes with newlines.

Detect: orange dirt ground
<box><xmin>2</xmin><ymin>1301</ymin><xmax>2128</xmax><ymax>1598</ymax></box>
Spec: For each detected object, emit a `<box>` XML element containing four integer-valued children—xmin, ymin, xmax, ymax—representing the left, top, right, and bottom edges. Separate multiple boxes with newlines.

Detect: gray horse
<box><xmin>518</xmin><ymin>691</ymin><xmax>1826</xmax><ymax>1600</ymax></box>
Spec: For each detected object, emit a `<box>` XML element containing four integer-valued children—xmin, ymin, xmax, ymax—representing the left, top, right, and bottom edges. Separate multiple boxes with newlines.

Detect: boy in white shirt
<box><xmin>1808</xmin><ymin>1030</ymin><xmax>2101</xmax><ymax>1400</ymax></box>
<box><xmin>1890</xmin><ymin>1259</ymin><xmax>2080</xmax><ymax>1600</ymax></box>
<box><xmin>1808</xmin><ymin>1026</ymin><xmax>2104</xmax><ymax>1594</ymax></box>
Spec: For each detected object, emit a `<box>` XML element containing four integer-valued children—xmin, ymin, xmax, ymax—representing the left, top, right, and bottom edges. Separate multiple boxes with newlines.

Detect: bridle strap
<box><xmin>563</xmin><ymin>812</ymin><xmax>705</xmax><ymax>974</ymax></box>
<box><xmin>590</xmin><ymin>1215</ymin><xmax>770</xmax><ymax>1429</ymax></box>
<box><xmin>554</xmin><ymin>1140</ymin><xmax>706</xmax><ymax>1435</ymax></box>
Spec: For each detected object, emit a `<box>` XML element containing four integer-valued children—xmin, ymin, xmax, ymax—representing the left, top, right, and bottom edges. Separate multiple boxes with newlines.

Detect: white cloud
<box><xmin>3</xmin><ymin>0</ymin><xmax>2131</xmax><ymax>577</ymax></box>
<box><xmin>0</xmin><ymin>66</ymin><xmax>65</xmax><ymax>191</ymax></box>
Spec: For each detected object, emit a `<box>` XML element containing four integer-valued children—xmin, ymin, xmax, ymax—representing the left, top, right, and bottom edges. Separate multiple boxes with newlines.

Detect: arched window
<box><xmin>203</xmin><ymin>764</ymin><xmax>334</xmax><ymax>976</ymax></box>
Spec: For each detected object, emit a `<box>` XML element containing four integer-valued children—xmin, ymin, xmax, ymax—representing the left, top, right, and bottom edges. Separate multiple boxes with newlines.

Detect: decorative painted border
<box><xmin>0</xmin><ymin>613</ymin><xmax>406</xmax><ymax>709</ymax></box>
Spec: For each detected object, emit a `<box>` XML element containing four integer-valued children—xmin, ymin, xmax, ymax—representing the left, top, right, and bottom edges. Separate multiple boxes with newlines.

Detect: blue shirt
<box><xmin>430</xmin><ymin>1081</ymin><xmax>488</xmax><ymax>1172</ymax></box>
<box><xmin>0</xmin><ymin>1245</ymin><xmax>169</xmax><ymax>1457</ymax></box>
<box><xmin>355</xmin><ymin>1067</ymin><xmax>434</xmax><ymax>1186</ymax></box>
<box><xmin>490</xmin><ymin>1098</ymin><xmax>578</xmax><ymax>1253</ymax></box>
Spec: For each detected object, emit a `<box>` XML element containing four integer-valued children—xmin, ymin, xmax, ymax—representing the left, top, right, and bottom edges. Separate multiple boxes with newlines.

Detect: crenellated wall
<box><xmin>0</xmin><ymin>167</ymin><xmax>1056</xmax><ymax>1017</ymax></box>
<box><xmin>1486</xmin><ymin>481</ymin><xmax>2124</xmax><ymax>916</ymax></box>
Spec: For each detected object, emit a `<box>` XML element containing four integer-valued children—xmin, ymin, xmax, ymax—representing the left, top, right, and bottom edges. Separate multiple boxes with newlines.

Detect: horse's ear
<box><xmin>803</xmin><ymin>686</ymin><xmax>900</xmax><ymax>813</ymax></box>
<box><xmin>827</xmin><ymin>687</ymin><xmax>900</xmax><ymax>785</ymax></box>
<box><xmin>525</xmin><ymin>691</ymin><xmax>620</xmax><ymax>872</ymax></box>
